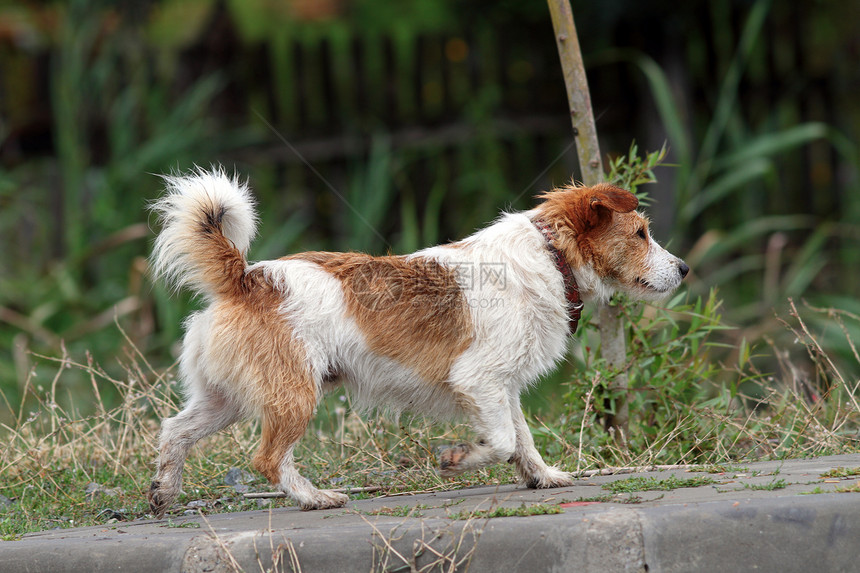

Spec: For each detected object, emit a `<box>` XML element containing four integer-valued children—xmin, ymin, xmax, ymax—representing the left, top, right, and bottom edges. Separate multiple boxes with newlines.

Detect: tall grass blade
<box><xmin>781</xmin><ymin>226</ymin><xmax>831</xmax><ymax>297</ymax></box>
<box><xmin>712</xmin><ymin>123</ymin><xmax>835</xmax><ymax>172</ymax></box>
<box><xmin>680</xmin><ymin>158</ymin><xmax>774</xmax><ymax>222</ymax></box>
<box><xmin>689</xmin><ymin>215</ymin><xmax>815</xmax><ymax>267</ymax></box>
<box><xmin>692</xmin><ymin>0</ymin><xmax>772</xmax><ymax>199</ymax></box>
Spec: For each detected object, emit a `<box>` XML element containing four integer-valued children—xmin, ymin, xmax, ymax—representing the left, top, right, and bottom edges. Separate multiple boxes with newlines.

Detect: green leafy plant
<box><xmin>561</xmin><ymin>289</ymin><xmax>741</xmax><ymax>465</ymax></box>
<box><xmin>606</xmin><ymin>142</ymin><xmax>667</xmax><ymax>206</ymax></box>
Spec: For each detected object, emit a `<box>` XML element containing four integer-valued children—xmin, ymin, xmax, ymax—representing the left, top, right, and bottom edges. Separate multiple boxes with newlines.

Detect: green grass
<box><xmin>0</xmin><ymin>467</ymin><xmax>150</xmax><ymax>540</ymax></box>
<box><xmin>689</xmin><ymin>464</ymin><xmax>749</xmax><ymax>474</ymax></box>
<box><xmin>820</xmin><ymin>467</ymin><xmax>860</xmax><ymax>479</ymax></box>
<box><xmin>743</xmin><ymin>478</ymin><xmax>788</xmax><ymax>491</ymax></box>
<box><xmin>363</xmin><ymin>504</ymin><xmax>430</xmax><ymax>518</ymax></box>
<box><xmin>162</xmin><ymin>518</ymin><xmax>201</xmax><ymax>529</ymax></box>
<box><xmin>602</xmin><ymin>475</ymin><xmax>717</xmax><ymax>495</ymax></box>
<box><xmin>448</xmin><ymin>503</ymin><xmax>562</xmax><ymax>521</ymax></box>
<box><xmin>552</xmin><ymin>296</ymin><xmax>860</xmax><ymax>471</ymax></box>
<box><xmin>831</xmin><ymin>483</ymin><xmax>860</xmax><ymax>494</ymax></box>
<box><xmin>802</xmin><ymin>483</ymin><xmax>860</xmax><ymax>495</ymax></box>
<box><xmin>562</xmin><ymin>494</ymin><xmax>643</xmax><ymax>505</ymax></box>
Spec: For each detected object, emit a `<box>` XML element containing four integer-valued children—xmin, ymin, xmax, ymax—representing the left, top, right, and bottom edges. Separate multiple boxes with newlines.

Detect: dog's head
<box><xmin>535</xmin><ymin>183</ymin><xmax>688</xmax><ymax>303</ymax></box>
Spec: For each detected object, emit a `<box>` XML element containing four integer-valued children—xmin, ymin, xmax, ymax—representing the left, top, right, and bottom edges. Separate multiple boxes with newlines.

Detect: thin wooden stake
<box><xmin>546</xmin><ymin>0</ymin><xmax>602</xmax><ymax>187</ymax></box>
<box><xmin>547</xmin><ymin>0</ymin><xmax>629</xmax><ymax>448</ymax></box>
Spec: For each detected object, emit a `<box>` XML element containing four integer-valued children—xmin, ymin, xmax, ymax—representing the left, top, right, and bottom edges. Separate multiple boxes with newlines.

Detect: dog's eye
<box><xmin>636</xmin><ymin>228</ymin><xmax>647</xmax><ymax>240</ymax></box>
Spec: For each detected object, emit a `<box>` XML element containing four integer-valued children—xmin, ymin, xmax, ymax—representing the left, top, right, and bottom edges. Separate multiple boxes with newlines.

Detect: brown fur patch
<box><xmin>287</xmin><ymin>252</ymin><xmax>474</xmax><ymax>383</ymax></box>
<box><xmin>535</xmin><ymin>183</ymin><xmax>651</xmax><ymax>288</ymax></box>
<box><xmin>207</xmin><ymin>282</ymin><xmax>317</xmax><ymax>485</ymax></box>
<box><xmin>196</xmin><ymin>228</ymin><xmax>249</xmax><ymax>298</ymax></box>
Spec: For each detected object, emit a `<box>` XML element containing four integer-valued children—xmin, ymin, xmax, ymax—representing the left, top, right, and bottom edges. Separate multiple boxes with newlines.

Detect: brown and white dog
<box><xmin>147</xmin><ymin>168</ymin><xmax>688</xmax><ymax>515</ymax></box>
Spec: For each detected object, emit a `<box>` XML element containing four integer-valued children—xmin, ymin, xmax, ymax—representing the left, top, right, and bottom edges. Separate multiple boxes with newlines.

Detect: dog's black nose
<box><xmin>679</xmin><ymin>261</ymin><xmax>690</xmax><ymax>279</ymax></box>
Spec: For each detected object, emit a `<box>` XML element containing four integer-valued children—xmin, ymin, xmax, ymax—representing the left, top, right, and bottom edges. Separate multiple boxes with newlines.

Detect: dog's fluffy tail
<box><xmin>150</xmin><ymin>167</ymin><xmax>258</xmax><ymax>299</ymax></box>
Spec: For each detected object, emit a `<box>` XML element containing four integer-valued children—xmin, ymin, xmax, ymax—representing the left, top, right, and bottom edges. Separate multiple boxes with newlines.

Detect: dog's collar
<box><xmin>533</xmin><ymin>220</ymin><xmax>583</xmax><ymax>334</ymax></box>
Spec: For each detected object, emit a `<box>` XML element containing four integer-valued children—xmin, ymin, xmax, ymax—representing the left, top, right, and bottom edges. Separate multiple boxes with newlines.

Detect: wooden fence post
<box><xmin>547</xmin><ymin>0</ymin><xmax>630</xmax><ymax>449</ymax></box>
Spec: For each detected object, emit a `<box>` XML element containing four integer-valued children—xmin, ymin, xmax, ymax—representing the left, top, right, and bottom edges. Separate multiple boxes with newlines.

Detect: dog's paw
<box><xmin>524</xmin><ymin>466</ymin><xmax>575</xmax><ymax>489</ymax></box>
<box><xmin>299</xmin><ymin>489</ymin><xmax>349</xmax><ymax>511</ymax></box>
<box><xmin>147</xmin><ymin>480</ymin><xmax>176</xmax><ymax>518</ymax></box>
<box><xmin>437</xmin><ymin>443</ymin><xmax>473</xmax><ymax>477</ymax></box>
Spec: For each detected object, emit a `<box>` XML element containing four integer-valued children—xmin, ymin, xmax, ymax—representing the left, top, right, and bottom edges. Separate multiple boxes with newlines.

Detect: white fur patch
<box><xmin>640</xmin><ymin>234</ymin><xmax>686</xmax><ymax>299</ymax></box>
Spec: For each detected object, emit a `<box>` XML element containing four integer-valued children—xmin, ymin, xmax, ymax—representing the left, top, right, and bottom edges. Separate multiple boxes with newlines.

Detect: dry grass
<box><xmin>1</xmin><ymin>302</ymin><xmax>858</xmax><ymax>539</ymax></box>
<box><xmin>0</xmin><ymin>326</ymin><xmax>511</xmax><ymax>539</ymax></box>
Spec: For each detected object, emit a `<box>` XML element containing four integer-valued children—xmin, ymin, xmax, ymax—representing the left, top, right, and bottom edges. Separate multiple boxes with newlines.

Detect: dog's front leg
<box><xmin>509</xmin><ymin>399</ymin><xmax>574</xmax><ymax>488</ymax></box>
<box><xmin>437</xmin><ymin>389</ymin><xmax>517</xmax><ymax>477</ymax></box>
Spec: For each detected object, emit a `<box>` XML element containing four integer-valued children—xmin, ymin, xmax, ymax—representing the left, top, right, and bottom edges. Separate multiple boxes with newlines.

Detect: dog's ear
<box><xmin>537</xmin><ymin>183</ymin><xmax>638</xmax><ymax>234</ymax></box>
<box><xmin>574</xmin><ymin>184</ymin><xmax>638</xmax><ymax>232</ymax></box>
<box><xmin>587</xmin><ymin>183</ymin><xmax>638</xmax><ymax>215</ymax></box>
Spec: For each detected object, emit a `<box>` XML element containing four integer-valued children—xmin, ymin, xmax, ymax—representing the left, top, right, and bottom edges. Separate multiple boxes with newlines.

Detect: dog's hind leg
<box><xmin>148</xmin><ymin>385</ymin><xmax>242</xmax><ymax>517</ymax></box>
<box><xmin>438</xmin><ymin>387</ymin><xmax>518</xmax><ymax>476</ymax></box>
<box><xmin>252</xmin><ymin>376</ymin><xmax>348</xmax><ymax>511</ymax></box>
<box><xmin>508</xmin><ymin>397</ymin><xmax>574</xmax><ymax>488</ymax></box>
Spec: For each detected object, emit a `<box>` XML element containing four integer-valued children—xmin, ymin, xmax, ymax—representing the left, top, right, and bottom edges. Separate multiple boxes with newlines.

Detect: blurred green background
<box><xmin>0</xmin><ymin>0</ymin><xmax>858</xmax><ymax>417</ymax></box>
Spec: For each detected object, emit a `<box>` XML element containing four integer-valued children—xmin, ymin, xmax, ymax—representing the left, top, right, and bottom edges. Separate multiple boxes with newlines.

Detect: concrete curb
<box><xmin>165</xmin><ymin>495</ymin><xmax>860</xmax><ymax>572</ymax></box>
<box><xmin>638</xmin><ymin>494</ymin><xmax>858</xmax><ymax>573</ymax></box>
<box><xmin>3</xmin><ymin>454</ymin><xmax>860</xmax><ymax>572</ymax></box>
